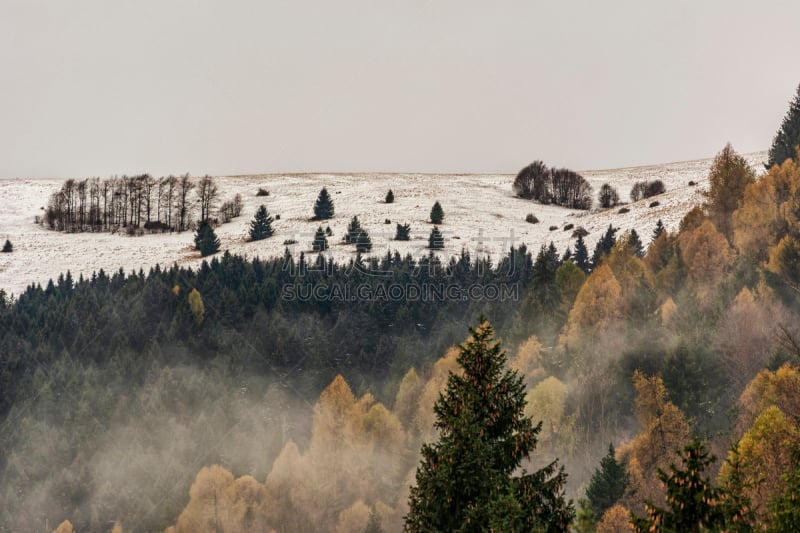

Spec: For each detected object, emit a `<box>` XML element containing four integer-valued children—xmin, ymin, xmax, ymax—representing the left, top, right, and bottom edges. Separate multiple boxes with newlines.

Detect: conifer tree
<box><xmin>312</xmin><ymin>226</ymin><xmax>329</xmax><ymax>252</ymax></box>
<box><xmin>248</xmin><ymin>205</ymin><xmax>274</xmax><ymax>241</ymax></box>
<box><xmin>313</xmin><ymin>187</ymin><xmax>335</xmax><ymax>220</ymax></box>
<box><xmin>430</xmin><ymin>201</ymin><xmax>444</xmax><ymax>224</ymax></box>
<box><xmin>586</xmin><ymin>443</ymin><xmax>629</xmax><ymax>517</ymax></box>
<box><xmin>405</xmin><ymin>319</ymin><xmax>573</xmax><ymax>532</ymax></box>
<box><xmin>355</xmin><ymin>228</ymin><xmax>372</xmax><ymax>253</ymax></box>
<box><xmin>632</xmin><ymin>437</ymin><xmax>727</xmax><ymax>533</ymax></box>
<box><xmin>395</xmin><ymin>223</ymin><xmax>411</xmax><ymax>241</ymax></box>
<box><xmin>591</xmin><ymin>224</ymin><xmax>618</xmax><ymax>267</ymax></box>
<box><xmin>194</xmin><ymin>220</ymin><xmax>220</xmax><ymax>257</ymax></box>
<box><xmin>428</xmin><ymin>226</ymin><xmax>444</xmax><ymax>250</ymax></box>
<box><xmin>628</xmin><ymin>229</ymin><xmax>645</xmax><ymax>258</ymax></box>
<box><xmin>1</xmin><ymin>239</ymin><xmax>11</xmax><ymax>253</ymax></box>
<box><xmin>345</xmin><ymin>216</ymin><xmax>364</xmax><ymax>244</ymax></box>
<box><xmin>768</xmin><ymin>83</ymin><xmax>800</xmax><ymax>168</ymax></box>
<box><xmin>652</xmin><ymin>219</ymin><xmax>665</xmax><ymax>242</ymax></box>
<box><xmin>385</xmin><ymin>189</ymin><xmax>394</xmax><ymax>203</ymax></box>
<box><xmin>561</xmin><ymin>246</ymin><xmax>572</xmax><ymax>263</ymax></box>
<box><xmin>574</xmin><ymin>234</ymin><xmax>590</xmax><ymax>273</ymax></box>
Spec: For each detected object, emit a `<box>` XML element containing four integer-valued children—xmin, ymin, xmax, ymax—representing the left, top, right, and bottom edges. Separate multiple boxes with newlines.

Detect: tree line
<box><xmin>42</xmin><ymin>174</ymin><xmax>241</xmax><ymax>233</ymax></box>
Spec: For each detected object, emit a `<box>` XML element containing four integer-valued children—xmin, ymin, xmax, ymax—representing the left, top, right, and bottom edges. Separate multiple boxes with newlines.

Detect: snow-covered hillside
<box><xmin>0</xmin><ymin>152</ymin><xmax>766</xmax><ymax>297</ymax></box>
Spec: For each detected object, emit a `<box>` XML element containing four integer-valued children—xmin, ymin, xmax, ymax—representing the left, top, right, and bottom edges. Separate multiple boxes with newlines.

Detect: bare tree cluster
<box><xmin>513</xmin><ymin>160</ymin><xmax>593</xmax><ymax>209</ymax></box>
<box><xmin>599</xmin><ymin>183</ymin><xmax>620</xmax><ymax>208</ymax></box>
<box><xmin>630</xmin><ymin>179</ymin><xmax>666</xmax><ymax>202</ymax></box>
<box><xmin>43</xmin><ymin>174</ymin><xmax>229</xmax><ymax>234</ymax></box>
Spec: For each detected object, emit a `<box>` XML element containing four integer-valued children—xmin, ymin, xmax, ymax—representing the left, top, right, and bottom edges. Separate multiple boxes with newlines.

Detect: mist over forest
<box><xmin>2</xmin><ymin>85</ymin><xmax>800</xmax><ymax>533</ymax></box>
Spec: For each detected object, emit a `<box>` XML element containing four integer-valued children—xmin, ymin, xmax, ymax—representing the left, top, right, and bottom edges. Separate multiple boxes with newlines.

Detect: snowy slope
<box><xmin>0</xmin><ymin>152</ymin><xmax>766</xmax><ymax>298</ymax></box>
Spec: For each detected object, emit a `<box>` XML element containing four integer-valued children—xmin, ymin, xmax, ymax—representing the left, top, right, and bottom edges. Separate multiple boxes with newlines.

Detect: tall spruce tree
<box><xmin>345</xmin><ymin>216</ymin><xmax>363</xmax><ymax>244</ymax></box>
<box><xmin>768</xmin><ymin>83</ymin><xmax>800</xmax><ymax>168</ymax></box>
<box><xmin>430</xmin><ymin>201</ymin><xmax>444</xmax><ymax>224</ymax></box>
<box><xmin>385</xmin><ymin>189</ymin><xmax>394</xmax><ymax>203</ymax></box>
<box><xmin>313</xmin><ymin>187</ymin><xmax>335</xmax><ymax>220</ymax></box>
<box><xmin>574</xmin><ymin>234</ymin><xmax>590</xmax><ymax>273</ymax></box>
<box><xmin>591</xmin><ymin>224</ymin><xmax>618</xmax><ymax>267</ymax></box>
<box><xmin>355</xmin><ymin>228</ymin><xmax>372</xmax><ymax>253</ymax></box>
<box><xmin>632</xmin><ymin>437</ymin><xmax>727</xmax><ymax>533</ymax></box>
<box><xmin>628</xmin><ymin>229</ymin><xmax>645</xmax><ymax>258</ymax></box>
<box><xmin>194</xmin><ymin>220</ymin><xmax>220</xmax><ymax>257</ymax></box>
<box><xmin>248</xmin><ymin>205</ymin><xmax>274</xmax><ymax>241</ymax></box>
<box><xmin>1</xmin><ymin>239</ymin><xmax>11</xmax><ymax>253</ymax></box>
<box><xmin>428</xmin><ymin>226</ymin><xmax>444</xmax><ymax>250</ymax></box>
<box><xmin>312</xmin><ymin>226</ymin><xmax>329</xmax><ymax>252</ymax></box>
<box><xmin>652</xmin><ymin>219</ymin><xmax>665</xmax><ymax>242</ymax></box>
<box><xmin>405</xmin><ymin>319</ymin><xmax>573</xmax><ymax>532</ymax></box>
<box><xmin>586</xmin><ymin>443</ymin><xmax>629</xmax><ymax>517</ymax></box>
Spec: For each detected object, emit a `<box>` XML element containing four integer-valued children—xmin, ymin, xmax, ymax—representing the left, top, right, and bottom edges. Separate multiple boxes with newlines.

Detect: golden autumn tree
<box><xmin>596</xmin><ymin>504</ymin><xmax>635</xmax><ymax>533</ymax></box>
<box><xmin>559</xmin><ymin>263</ymin><xmax>624</xmax><ymax>366</ymax></box>
<box><xmin>680</xmin><ymin>220</ymin><xmax>734</xmax><ymax>306</ymax></box>
<box><xmin>705</xmin><ymin>143</ymin><xmax>756</xmax><ymax>240</ymax></box>
<box><xmin>737</xmin><ymin>364</ymin><xmax>800</xmax><ymax>436</ymax></box>
<box><xmin>51</xmin><ymin>521</ymin><xmax>74</xmax><ymax>533</ymax></box>
<box><xmin>188</xmin><ymin>288</ymin><xmax>205</xmax><ymax>325</ymax></box>
<box><xmin>393</xmin><ymin>368</ymin><xmax>423</xmax><ymax>430</ymax></box>
<box><xmin>507</xmin><ymin>335</ymin><xmax>546</xmax><ymax>390</ymax></box>
<box><xmin>618</xmin><ymin>371</ymin><xmax>691</xmax><ymax>513</ymax></box>
<box><xmin>525</xmin><ymin>376</ymin><xmax>576</xmax><ymax>456</ymax></box>
<box><xmin>734</xmin><ymin>155</ymin><xmax>800</xmax><ymax>261</ymax></box>
<box><xmin>169</xmin><ymin>465</ymin><xmax>270</xmax><ymax>533</ymax></box>
<box><xmin>719</xmin><ymin>406</ymin><xmax>800</xmax><ymax>525</ymax></box>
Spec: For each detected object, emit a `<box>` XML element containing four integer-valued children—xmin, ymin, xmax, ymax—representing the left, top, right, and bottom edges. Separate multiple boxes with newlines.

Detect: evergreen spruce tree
<box><xmin>632</xmin><ymin>437</ymin><xmax>727</xmax><ymax>533</ymax></box>
<box><xmin>653</xmin><ymin>219</ymin><xmax>665</xmax><ymax>242</ymax></box>
<box><xmin>248</xmin><ymin>205</ymin><xmax>274</xmax><ymax>241</ymax></box>
<box><xmin>194</xmin><ymin>220</ymin><xmax>220</xmax><ymax>257</ymax></box>
<box><xmin>719</xmin><ymin>443</ymin><xmax>755</xmax><ymax>532</ymax></box>
<box><xmin>430</xmin><ymin>201</ymin><xmax>444</xmax><ymax>224</ymax></box>
<box><xmin>768</xmin><ymin>83</ymin><xmax>800</xmax><ymax>168</ymax></box>
<box><xmin>405</xmin><ymin>319</ymin><xmax>573</xmax><ymax>532</ymax></box>
<box><xmin>591</xmin><ymin>224</ymin><xmax>618</xmax><ymax>267</ymax></box>
<box><xmin>345</xmin><ymin>215</ymin><xmax>364</xmax><ymax>244</ymax></box>
<box><xmin>561</xmin><ymin>246</ymin><xmax>572</xmax><ymax>263</ymax></box>
<box><xmin>586</xmin><ymin>443</ymin><xmax>629</xmax><ymax>517</ymax></box>
<box><xmin>395</xmin><ymin>222</ymin><xmax>411</xmax><ymax>241</ymax></box>
<box><xmin>313</xmin><ymin>187</ymin><xmax>335</xmax><ymax>220</ymax></box>
<box><xmin>355</xmin><ymin>228</ymin><xmax>372</xmax><ymax>253</ymax></box>
<box><xmin>312</xmin><ymin>226</ymin><xmax>329</xmax><ymax>252</ymax></box>
<box><xmin>574</xmin><ymin>234</ymin><xmax>590</xmax><ymax>273</ymax></box>
<box><xmin>628</xmin><ymin>229</ymin><xmax>645</xmax><ymax>258</ymax></box>
<box><xmin>1</xmin><ymin>239</ymin><xmax>11</xmax><ymax>253</ymax></box>
<box><xmin>385</xmin><ymin>189</ymin><xmax>394</xmax><ymax>203</ymax></box>
<box><xmin>428</xmin><ymin>226</ymin><xmax>444</xmax><ymax>250</ymax></box>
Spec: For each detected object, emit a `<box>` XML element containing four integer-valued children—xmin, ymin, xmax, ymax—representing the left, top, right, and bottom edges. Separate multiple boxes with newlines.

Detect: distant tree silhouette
<box><xmin>599</xmin><ymin>183</ymin><xmax>620</xmax><ymax>208</ymax></box>
<box><xmin>430</xmin><ymin>201</ymin><xmax>445</xmax><ymax>224</ymax></box>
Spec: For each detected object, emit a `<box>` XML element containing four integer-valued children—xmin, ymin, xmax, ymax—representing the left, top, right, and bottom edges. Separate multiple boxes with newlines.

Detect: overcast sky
<box><xmin>1</xmin><ymin>1</ymin><xmax>799</xmax><ymax>178</ymax></box>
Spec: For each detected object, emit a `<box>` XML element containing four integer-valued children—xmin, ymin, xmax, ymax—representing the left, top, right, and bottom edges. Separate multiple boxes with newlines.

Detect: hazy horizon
<box><xmin>1</xmin><ymin>1</ymin><xmax>799</xmax><ymax>179</ymax></box>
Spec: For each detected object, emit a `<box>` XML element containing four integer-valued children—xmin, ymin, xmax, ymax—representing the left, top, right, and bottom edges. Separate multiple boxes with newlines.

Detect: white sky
<box><xmin>1</xmin><ymin>0</ymin><xmax>799</xmax><ymax>178</ymax></box>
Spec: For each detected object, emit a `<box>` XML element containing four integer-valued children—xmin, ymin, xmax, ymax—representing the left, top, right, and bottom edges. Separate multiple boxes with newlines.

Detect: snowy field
<box><xmin>0</xmin><ymin>152</ymin><xmax>765</xmax><ymax>298</ymax></box>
